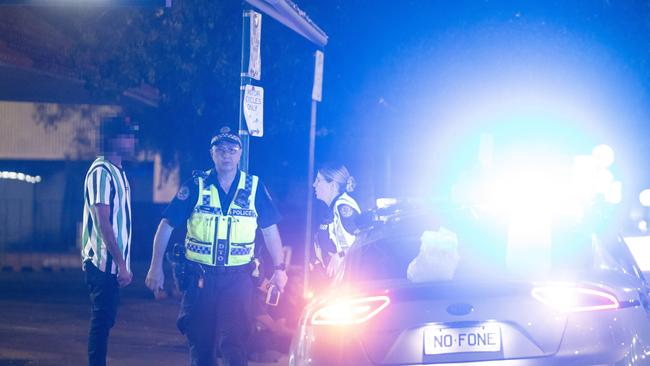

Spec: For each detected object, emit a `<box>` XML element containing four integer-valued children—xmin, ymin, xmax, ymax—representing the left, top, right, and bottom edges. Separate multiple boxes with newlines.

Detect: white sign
<box><xmin>312</xmin><ymin>50</ymin><xmax>324</xmax><ymax>102</ymax></box>
<box><xmin>424</xmin><ymin>325</ymin><xmax>501</xmax><ymax>355</ymax></box>
<box><xmin>244</xmin><ymin>85</ymin><xmax>264</xmax><ymax>137</ymax></box>
<box><xmin>247</xmin><ymin>11</ymin><xmax>262</xmax><ymax>81</ymax></box>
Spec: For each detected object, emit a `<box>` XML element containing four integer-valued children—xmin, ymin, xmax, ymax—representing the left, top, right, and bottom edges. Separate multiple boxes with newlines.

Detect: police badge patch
<box><xmin>339</xmin><ymin>204</ymin><xmax>354</xmax><ymax>218</ymax></box>
<box><xmin>176</xmin><ymin>185</ymin><xmax>190</xmax><ymax>200</ymax></box>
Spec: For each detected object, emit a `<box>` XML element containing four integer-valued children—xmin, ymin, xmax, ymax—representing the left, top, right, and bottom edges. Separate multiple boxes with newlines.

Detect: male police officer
<box><xmin>145</xmin><ymin>127</ymin><xmax>288</xmax><ymax>366</ymax></box>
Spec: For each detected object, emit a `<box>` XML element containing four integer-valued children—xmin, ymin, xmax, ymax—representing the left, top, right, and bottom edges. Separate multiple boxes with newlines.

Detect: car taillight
<box><xmin>532</xmin><ymin>285</ymin><xmax>619</xmax><ymax>312</ymax></box>
<box><xmin>310</xmin><ymin>295</ymin><xmax>391</xmax><ymax>326</ymax></box>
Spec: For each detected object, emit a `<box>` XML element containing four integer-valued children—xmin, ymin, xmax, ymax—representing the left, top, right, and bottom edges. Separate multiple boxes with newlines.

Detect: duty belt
<box><xmin>199</xmin><ymin>261</ymin><xmax>253</xmax><ymax>275</ymax></box>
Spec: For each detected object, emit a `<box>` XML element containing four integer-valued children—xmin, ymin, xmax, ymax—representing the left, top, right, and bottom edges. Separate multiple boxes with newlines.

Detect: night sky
<box><xmin>278</xmin><ymin>0</ymin><xmax>650</xmax><ymax>204</ymax></box>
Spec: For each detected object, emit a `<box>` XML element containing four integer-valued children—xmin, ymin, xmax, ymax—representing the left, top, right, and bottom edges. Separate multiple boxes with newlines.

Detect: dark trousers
<box><xmin>177</xmin><ymin>268</ymin><xmax>254</xmax><ymax>366</ymax></box>
<box><xmin>84</xmin><ymin>261</ymin><xmax>119</xmax><ymax>366</ymax></box>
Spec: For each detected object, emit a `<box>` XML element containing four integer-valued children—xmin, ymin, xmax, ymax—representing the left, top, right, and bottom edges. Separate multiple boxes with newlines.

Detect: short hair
<box><xmin>99</xmin><ymin>116</ymin><xmax>137</xmax><ymax>153</ymax></box>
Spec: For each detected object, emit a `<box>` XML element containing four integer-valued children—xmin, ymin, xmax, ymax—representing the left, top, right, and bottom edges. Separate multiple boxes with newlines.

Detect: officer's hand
<box><xmin>270</xmin><ymin>269</ymin><xmax>288</xmax><ymax>292</ymax></box>
<box><xmin>117</xmin><ymin>265</ymin><xmax>133</xmax><ymax>288</ymax></box>
<box><xmin>145</xmin><ymin>266</ymin><xmax>165</xmax><ymax>293</ymax></box>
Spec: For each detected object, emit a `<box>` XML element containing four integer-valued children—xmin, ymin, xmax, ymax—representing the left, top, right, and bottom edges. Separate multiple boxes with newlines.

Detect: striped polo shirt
<box><xmin>81</xmin><ymin>157</ymin><xmax>132</xmax><ymax>274</ymax></box>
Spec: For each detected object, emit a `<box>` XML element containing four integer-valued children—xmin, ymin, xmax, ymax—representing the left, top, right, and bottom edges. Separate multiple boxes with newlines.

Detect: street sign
<box><xmin>243</xmin><ymin>85</ymin><xmax>264</xmax><ymax>137</ymax></box>
<box><xmin>242</xmin><ymin>10</ymin><xmax>262</xmax><ymax>81</ymax></box>
<box><xmin>312</xmin><ymin>50</ymin><xmax>324</xmax><ymax>102</ymax></box>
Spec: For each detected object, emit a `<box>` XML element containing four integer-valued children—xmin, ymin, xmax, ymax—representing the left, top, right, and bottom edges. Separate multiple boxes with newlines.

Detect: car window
<box><xmin>344</xmin><ymin>209</ymin><xmax>632</xmax><ymax>283</ymax></box>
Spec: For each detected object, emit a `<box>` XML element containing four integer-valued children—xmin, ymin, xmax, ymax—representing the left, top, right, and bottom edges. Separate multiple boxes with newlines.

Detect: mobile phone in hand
<box><xmin>266</xmin><ymin>284</ymin><xmax>280</xmax><ymax>306</ymax></box>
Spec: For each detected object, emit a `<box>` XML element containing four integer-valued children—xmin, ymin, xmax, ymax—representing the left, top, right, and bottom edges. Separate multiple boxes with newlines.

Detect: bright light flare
<box><xmin>456</xmin><ymin>145</ymin><xmax>621</xmax><ymax>276</ymax></box>
<box><xmin>592</xmin><ymin>144</ymin><xmax>615</xmax><ymax>168</ymax></box>
<box><xmin>474</xmin><ymin>145</ymin><xmax>619</xmax><ymax>219</ymax></box>
<box><xmin>532</xmin><ymin>285</ymin><xmax>619</xmax><ymax>312</ymax></box>
<box><xmin>640</xmin><ymin>189</ymin><xmax>650</xmax><ymax>207</ymax></box>
<box><xmin>376</xmin><ymin>197</ymin><xmax>398</xmax><ymax>209</ymax></box>
<box><xmin>0</xmin><ymin>171</ymin><xmax>42</xmax><ymax>184</ymax></box>
<box><xmin>481</xmin><ymin>153</ymin><xmax>580</xmax><ymax>216</ymax></box>
<box><xmin>310</xmin><ymin>295</ymin><xmax>390</xmax><ymax>326</ymax></box>
<box><xmin>604</xmin><ymin>180</ymin><xmax>622</xmax><ymax>204</ymax></box>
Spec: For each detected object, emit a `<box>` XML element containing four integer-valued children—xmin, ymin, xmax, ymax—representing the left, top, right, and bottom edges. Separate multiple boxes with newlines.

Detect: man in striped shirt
<box><xmin>81</xmin><ymin>116</ymin><xmax>136</xmax><ymax>366</ymax></box>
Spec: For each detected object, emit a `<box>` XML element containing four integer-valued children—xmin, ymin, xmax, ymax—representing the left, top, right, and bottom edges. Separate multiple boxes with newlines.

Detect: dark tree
<box><xmin>65</xmin><ymin>0</ymin><xmax>243</xmax><ymax>169</ymax></box>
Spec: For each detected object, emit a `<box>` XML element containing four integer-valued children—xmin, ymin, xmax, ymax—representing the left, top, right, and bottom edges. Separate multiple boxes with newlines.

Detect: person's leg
<box><xmin>217</xmin><ymin>271</ymin><xmax>253</xmax><ymax>366</ymax></box>
<box><xmin>85</xmin><ymin>261</ymin><xmax>119</xmax><ymax>366</ymax></box>
<box><xmin>178</xmin><ymin>274</ymin><xmax>217</xmax><ymax>366</ymax></box>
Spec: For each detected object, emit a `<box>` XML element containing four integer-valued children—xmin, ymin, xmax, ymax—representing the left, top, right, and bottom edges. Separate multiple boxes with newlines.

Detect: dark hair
<box><xmin>99</xmin><ymin>116</ymin><xmax>136</xmax><ymax>153</ymax></box>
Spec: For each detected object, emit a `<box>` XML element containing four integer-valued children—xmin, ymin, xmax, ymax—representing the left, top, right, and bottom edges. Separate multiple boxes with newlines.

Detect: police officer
<box><xmin>312</xmin><ymin>162</ymin><xmax>361</xmax><ymax>280</ymax></box>
<box><xmin>145</xmin><ymin>127</ymin><xmax>288</xmax><ymax>366</ymax></box>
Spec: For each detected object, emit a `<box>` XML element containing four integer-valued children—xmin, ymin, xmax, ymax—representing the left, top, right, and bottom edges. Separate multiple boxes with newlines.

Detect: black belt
<box><xmin>199</xmin><ymin>262</ymin><xmax>252</xmax><ymax>275</ymax></box>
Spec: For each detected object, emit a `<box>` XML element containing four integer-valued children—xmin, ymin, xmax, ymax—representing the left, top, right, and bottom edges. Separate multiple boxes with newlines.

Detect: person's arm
<box><xmin>145</xmin><ymin>179</ymin><xmax>196</xmax><ymax>293</ymax></box>
<box><xmin>255</xmin><ymin>180</ymin><xmax>287</xmax><ymax>290</ymax></box>
<box><xmin>261</xmin><ymin>224</ymin><xmax>288</xmax><ymax>291</ymax></box>
<box><xmin>338</xmin><ymin>204</ymin><xmax>360</xmax><ymax>235</ymax></box>
<box><xmin>145</xmin><ymin>219</ymin><xmax>174</xmax><ymax>293</ymax></box>
<box><xmin>94</xmin><ymin>203</ymin><xmax>132</xmax><ymax>288</ymax></box>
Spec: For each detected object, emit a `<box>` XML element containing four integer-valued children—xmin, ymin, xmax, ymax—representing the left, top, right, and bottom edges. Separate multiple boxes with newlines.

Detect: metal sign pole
<box><xmin>303</xmin><ymin>99</ymin><xmax>317</xmax><ymax>297</ymax></box>
<box><xmin>239</xmin><ymin>0</ymin><xmax>328</xmax><ymax>298</ymax></box>
<box><xmin>238</xmin><ymin>8</ymin><xmax>251</xmax><ymax>173</ymax></box>
<box><xmin>239</xmin><ymin>8</ymin><xmax>262</xmax><ymax>173</ymax></box>
<box><xmin>304</xmin><ymin>50</ymin><xmax>324</xmax><ymax>298</ymax></box>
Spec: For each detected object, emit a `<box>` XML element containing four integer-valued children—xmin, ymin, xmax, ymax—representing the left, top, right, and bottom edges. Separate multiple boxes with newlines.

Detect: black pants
<box><xmin>84</xmin><ymin>261</ymin><xmax>119</xmax><ymax>366</ymax></box>
<box><xmin>177</xmin><ymin>268</ymin><xmax>254</xmax><ymax>366</ymax></box>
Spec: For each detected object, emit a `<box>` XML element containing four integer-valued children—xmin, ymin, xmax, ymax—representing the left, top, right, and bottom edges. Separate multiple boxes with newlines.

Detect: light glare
<box><xmin>310</xmin><ymin>295</ymin><xmax>390</xmax><ymax>326</ymax></box>
<box><xmin>592</xmin><ymin>144</ymin><xmax>615</xmax><ymax>168</ymax></box>
<box><xmin>639</xmin><ymin>189</ymin><xmax>650</xmax><ymax>207</ymax></box>
<box><xmin>376</xmin><ymin>198</ymin><xmax>398</xmax><ymax>209</ymax></box>
<box><xmin>532</xmin><ymin>285</ymin><xmax>619</xmax><ymax>312</ymax></box>
<box><xmin>0</xmin><ymin>171</ymin><xmax>42</xmax><ymax>184</ymax></box>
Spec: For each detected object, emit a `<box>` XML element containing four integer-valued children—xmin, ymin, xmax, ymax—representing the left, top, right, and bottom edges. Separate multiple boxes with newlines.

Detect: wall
<box><xmin>0</xmin><ymin>101</ymin><xmax>118</xmax><ymax>160</ymax></box>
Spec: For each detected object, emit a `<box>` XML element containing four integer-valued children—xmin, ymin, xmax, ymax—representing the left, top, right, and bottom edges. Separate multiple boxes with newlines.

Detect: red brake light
<box><xmin>310</xmin><ymin>295</ymin><xmax>391</xmax><ymax>326</ymax></box>
<box><xmin>532</xmin><ymin>286</ymin><xmax>619</xmax><ymax>312</ymax></box>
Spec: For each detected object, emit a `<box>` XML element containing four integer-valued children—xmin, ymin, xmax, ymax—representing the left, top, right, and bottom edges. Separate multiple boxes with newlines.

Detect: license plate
<box><xmin>424</xmin><ymin>324</ymin><xmax>501</xmax><ymax>355</ymax></box>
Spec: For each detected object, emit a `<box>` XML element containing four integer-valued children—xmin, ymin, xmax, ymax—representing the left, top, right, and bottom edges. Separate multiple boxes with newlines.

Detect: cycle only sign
<box><xmin>244</xmin><ymin>85</ymin><xmax>264</xmax><ymax>137</ymax></box>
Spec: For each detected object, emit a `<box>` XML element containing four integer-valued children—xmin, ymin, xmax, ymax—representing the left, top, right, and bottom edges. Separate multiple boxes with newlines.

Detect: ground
<box><xmin>0</xmin><ymin>262</ymin><xmax>289</xmax><ymax>366</ymax></box>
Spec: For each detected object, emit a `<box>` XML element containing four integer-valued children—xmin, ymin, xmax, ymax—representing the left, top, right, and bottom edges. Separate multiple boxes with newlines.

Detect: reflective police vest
<box><xmin>184</xmin><ymin>171</ymin><xmax>259</xmax><ymax>266</ymax></box>
<box><xmin>328</xmin><ymin>192</ymin><xmax>361</xmax><ymax>253</ymax></box>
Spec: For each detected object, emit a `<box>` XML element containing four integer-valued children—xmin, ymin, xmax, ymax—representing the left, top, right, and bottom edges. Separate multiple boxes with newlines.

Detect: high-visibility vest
<box><xmin>184</xmin><ymin>171</ymin><xmax>259</xmax><ymax>266</ymax></box>
<box><xmin>329</xmin><ymin>192</ymin><xmax>361</xmax><ymax>253</ymax></box>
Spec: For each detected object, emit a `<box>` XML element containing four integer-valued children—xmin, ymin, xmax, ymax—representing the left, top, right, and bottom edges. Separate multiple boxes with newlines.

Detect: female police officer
<box><xmin>312</xmin><ymin>162</ymin><xmax>361</xmax><ymax>281</ymax></box>
<box><xmin>145</xmin><ymin>127</ymin><xmax>288</xmax><ymax>366</ymax></box>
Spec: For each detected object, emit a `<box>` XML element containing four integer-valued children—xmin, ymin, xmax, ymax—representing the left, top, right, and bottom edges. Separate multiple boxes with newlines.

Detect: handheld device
<box><xmin>265</xmin><ymin>284</ymin><xmax>281</xmax><ymax>306</ymax></box>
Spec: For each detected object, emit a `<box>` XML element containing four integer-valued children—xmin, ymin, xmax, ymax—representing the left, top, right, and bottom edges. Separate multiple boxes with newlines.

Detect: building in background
<box><xmin>0</xmin><ymin>8</ymin><xmax>177</xmax><ymax>258</ymax></box>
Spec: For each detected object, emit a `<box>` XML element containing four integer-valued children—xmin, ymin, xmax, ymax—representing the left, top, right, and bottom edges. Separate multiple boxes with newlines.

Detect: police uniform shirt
<box><xmin>315</xmin><ymin>193</ymin><xmax>359</xmax><ymax>262</ymax></box>
<box><xmin>163</xmin><ymin>169</ymin><xmax>281</xmax><ymax>229</ymax></box>
<box><xmin>335</xmin><ymin>202</ymin><xmax>359</xmax><ymax>234</ymax></box>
